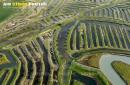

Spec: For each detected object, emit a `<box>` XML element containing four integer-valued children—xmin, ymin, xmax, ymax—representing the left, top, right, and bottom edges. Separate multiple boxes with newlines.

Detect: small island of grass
<box><xmin>112</xmin><ymin>61</ymin><xmax>130</xmax><ymax>85</ymax></box>
<box><xmin>0</xmin><ymin>53</ymin><xmax>10</xmax><ymax>65</ymax></box>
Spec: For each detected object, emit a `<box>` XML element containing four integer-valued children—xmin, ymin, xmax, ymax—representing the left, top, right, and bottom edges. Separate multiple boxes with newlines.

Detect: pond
<box><xmin>70</xmin><ymin>72</ymin><xmax>97</xmax><ymax>85</ymax></box>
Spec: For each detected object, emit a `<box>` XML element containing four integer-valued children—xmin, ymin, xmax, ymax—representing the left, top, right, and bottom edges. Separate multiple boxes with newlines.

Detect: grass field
<box><xmin>0</xmin><ymin>53</ymin><xmax>10</xmax><ymax>65</ymax></box>
<box><xmin>78</xmin><ymin>54</ymin><xmax>102</xmax><ymax>68</ymax></box>
<box><xmin>112</xmin><ymin>61</ymin><xmax>130</xmax><ymax>85</ymax></box>
<box><xmin>73</xmin><ymin>80</ymin><xmax>83</xmax><ymax>85</ymax></box>
<box><xmin>0</xmin><ymin>2</ymin><xmax>20</xmax><ymax>22</ymax></box>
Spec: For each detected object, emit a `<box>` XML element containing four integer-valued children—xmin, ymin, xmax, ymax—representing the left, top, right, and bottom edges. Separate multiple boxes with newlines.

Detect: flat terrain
<box><xmin>0</xmin><ymin>0</ymin><xmax>130</xmax><ymax>85</ymax></box>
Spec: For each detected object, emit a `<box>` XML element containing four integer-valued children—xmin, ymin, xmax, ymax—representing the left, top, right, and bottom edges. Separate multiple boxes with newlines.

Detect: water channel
<box><xmin>99</xmin><ymin>54</ymin><xmax>130</xmax><ymax>85</ymax></box>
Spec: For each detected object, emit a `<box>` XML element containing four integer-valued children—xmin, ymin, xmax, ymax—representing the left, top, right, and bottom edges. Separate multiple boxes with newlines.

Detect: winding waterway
<box><xmin>99</xmin><ymin>54</ymin><xmax>130</xmax><ymax>85</ymax></box>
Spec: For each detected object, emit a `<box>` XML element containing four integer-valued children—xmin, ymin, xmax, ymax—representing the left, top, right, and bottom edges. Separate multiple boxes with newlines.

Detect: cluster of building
<box><xmin>6</xmin><ymin>19</ymin><xmax>22</xmax><ymax>29</ymax></box>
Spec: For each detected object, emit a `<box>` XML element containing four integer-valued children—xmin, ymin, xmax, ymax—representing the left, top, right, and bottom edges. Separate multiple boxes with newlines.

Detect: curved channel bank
<box><xmin>99</xmin><ymin>54</ymin><xmax>130</xmax><ymax>85</ymax></box>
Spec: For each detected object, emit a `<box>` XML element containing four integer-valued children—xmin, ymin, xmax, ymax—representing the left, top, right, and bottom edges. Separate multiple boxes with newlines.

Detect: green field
<box><xmin>112</xmin><ymin>61</ymin><xmax>130</xmax><ymax>85</ymax></box>
<box><xmin>0</xmin><ymin>2</ymin><xmax>20</xmax><ymax>22</ymax></box>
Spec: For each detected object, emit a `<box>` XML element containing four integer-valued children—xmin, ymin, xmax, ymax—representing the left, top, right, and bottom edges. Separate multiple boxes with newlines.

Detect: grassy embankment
<box><xmin>112</xmin><ymin>26</ymin><xmax>123</xmax><ymax>48</ymax></box>
<box><xmin>10</xmin><ymin>49</ymin><xmax>21</xmax><ymax>85</ymax></box>
<box><xmin>21</xmin><ymin>43</ymin><xmax>36</xmax><ymax>85</ymax></box>
<box><xmin>88</xmin><ymin>23</ymin><xmax>94</xmax><ymax>48</ymax></box>
<box><xmin>33</xmin><ymin>39</ymin><xmax>45</xmax><ymax>85</ymax></box>
<box><xmin>73</xmin><ymin>80</ymin><xmax>83</xmax><ymax>85</ymax></box>
<box><xmin>16</xmin><ymin>47</ymin><xmax>28</xmax><ymax>85</ymax></box>
<box><xmin>102</xmin><ymin>24</ymin><xmax>111</xmax><ymax>47</ymax></box>
<box><xmin>94</xmin><ymin>23</ymin><xmax>100</xmax><ymax>48</ymax></box>
<box><xmin>39</xmin><ymin>35</ymin><xmax>54</xmax><ymax>85</ymax></box>
<box><xmin>1</xmin><ymin>68</ymin><xmax>13</xmax><ymax>85</ymax></box>
<box><xmin>70</xmin><ymin>61</ymin><xmax>111</xmax><ymax>85</ymax></box>
<box><xmin>65</xmin><ymin>21</ymin><xmax>79</xmax><ymax>54</ymax></box>
<box><xmin>49</xmin><ymin>0</ymin><xmax>64</xmax><ymax>14</ymax></box>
